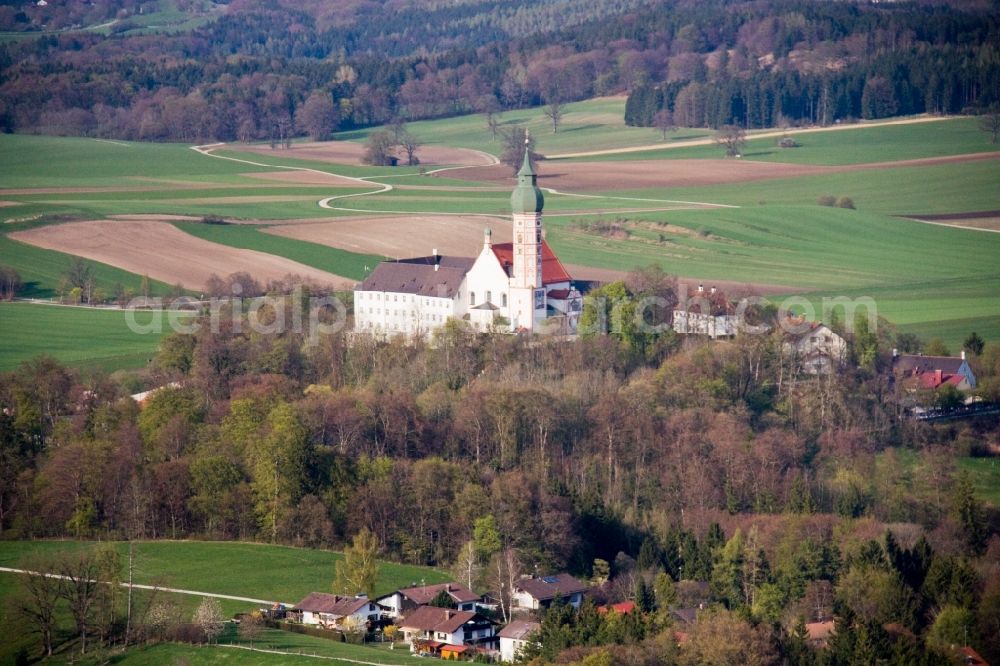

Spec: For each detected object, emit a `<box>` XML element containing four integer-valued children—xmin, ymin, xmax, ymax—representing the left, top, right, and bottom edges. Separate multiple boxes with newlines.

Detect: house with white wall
<box><xmin>292</xmin><ymin>592</ymin><xmax>383</xmax><ymax>630</ymax></box>
<box><xmin>355</xmin><ymin>150</ymin><xmax>581</xmax><ymax>337</ymax></box>
<box><xmin>498</xmin><ymin>620</ymin><xmax>540</xmax><ymax>662</ymax></box>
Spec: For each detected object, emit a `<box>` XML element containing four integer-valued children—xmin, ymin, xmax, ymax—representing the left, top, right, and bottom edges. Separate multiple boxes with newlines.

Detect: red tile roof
<box><xmin>400</xmin><ymin>606</ymin><xmax>479</xmax><ymax>634</ymax></box>
<box><xmin>491</xmin><ymin>241</ymin><xmax>572</xmax><ymax>285</ymax></box>
<box><xmin>598</xmin><ymin>601</ymin><xmax>636</xmax><ymax>614</ymax></box>
<box><xmin>293</xmin><ymin>592</ymin><xmax>374</xmax><ymax>616</ymax></box>
<box><xmin>394</xmin><ymin>582</ymin><xmax>480</xmax><ymax>605</ymax></box>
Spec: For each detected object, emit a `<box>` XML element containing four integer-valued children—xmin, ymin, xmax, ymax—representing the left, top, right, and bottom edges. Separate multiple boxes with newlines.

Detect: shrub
<box><xmin>201</xmin><ymin>215</ymin><xmax>229</xmax><ymax>225</ymax></box>
<box><xmin>817</xmin><ymin>195</ymin><xmax>837</xmax><ymax>207</ymax></box>
<box><xmin>779</xmin><ymin>136</ymin><xmax>799</xmax><ymax>148</ymax></box>
<box><xmin>837</xmin><ymin>197</ymin><xmax>855</xmax><ymax>209</ymax></box>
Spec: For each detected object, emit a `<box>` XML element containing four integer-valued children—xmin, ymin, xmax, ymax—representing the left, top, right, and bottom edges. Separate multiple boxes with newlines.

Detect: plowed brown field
<box><xmin>11</xmin><ymin>220</ymin><xmax>353</xmax><ymax>291</ymax></box>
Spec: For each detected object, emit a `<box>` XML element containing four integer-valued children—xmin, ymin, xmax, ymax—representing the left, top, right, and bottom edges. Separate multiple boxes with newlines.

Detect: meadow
<box><xmin>0</xmin><ymin>540</ymin><xmax>450</xmax><ymax>602</ymax></box>
<box><xmin>0</xmin><ymin>540</ymin><xmax>448</xmax><ymax>664</ymax></box>
<box><xmin>337</xmin><ymin>96</ymin><xmax>711</xmax><ymax>156</ymax></box>
<box><xmin>573</xmin><ymin>116</ymin><xmax>995</xmax><ymax>165</ymax></box>
<box><xmin>0</xmin><ymin>302</ymin><xmax>172</xmax><ymax>371</ymax></box>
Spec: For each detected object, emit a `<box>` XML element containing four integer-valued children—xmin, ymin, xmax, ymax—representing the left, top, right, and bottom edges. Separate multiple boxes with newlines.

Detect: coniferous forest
<box><xmin>0</xmin><ymin>0</ymin><xmax>997</xmax><ymax>140</ymax></box>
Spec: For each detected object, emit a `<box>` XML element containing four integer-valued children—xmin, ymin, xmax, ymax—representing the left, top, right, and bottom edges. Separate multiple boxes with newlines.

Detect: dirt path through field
<box><xmin>11</xmin><ymin>220</ymin><xmax>354</xmax><ymax>290</ymax></box>
<box><xmin>901</xmin><ymin>210</ymin><xmax>1000</xmax><ymax>233</ymax></box>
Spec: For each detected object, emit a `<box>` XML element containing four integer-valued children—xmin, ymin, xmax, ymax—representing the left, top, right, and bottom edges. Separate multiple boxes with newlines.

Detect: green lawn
<box><xmin>0</xmin><ymin>539</ymin><xmax>448</xmax><ymax>665</ymax></box>
<box><xmin>0</xmin><ymin>302</ymin><xmax>171</xmax><ymax>371</ymax></box>
<box><xmin>338</xmin><ymin>97</ymin><xmax>711</xmax><ymax>157</ymax></box>
<box><xmin>957</xmin><ymin>457</ymin><xmax>1000</xmax><ymax>508</ymax></box>
<box><xmin>112</xmin><ymin>628</ymin><xmax>430</xmax><ymax>665</ymax></box>
<box><xmin>599</xmin><ymin>159</ymin><xmax>1000</xmax><ymax>216</ymax></box>
<box><xmin>575</xmin><ymin>117</ymin><xmax>996</xmax><ymax>165</ymax></box>
<box><xmin>175</xmin><ymin>223</ymin><xmax>385</xmax><ymax>281</ymax></box>
<box><xmin>0</xmin><ymin>540</ymin><xmax>450</xmax><ymax>603</ymax></box>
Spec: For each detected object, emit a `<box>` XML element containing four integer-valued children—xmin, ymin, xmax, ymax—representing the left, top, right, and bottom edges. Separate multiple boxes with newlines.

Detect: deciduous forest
<box><xmin>1</xmin><ymin>0</ymin><xmax>997</xmax><ymax>140</ymax></box>
<box><xmin>1</xmin><ymin>271</ymin><xmax>999</xmax><ymax>663</ymax></box>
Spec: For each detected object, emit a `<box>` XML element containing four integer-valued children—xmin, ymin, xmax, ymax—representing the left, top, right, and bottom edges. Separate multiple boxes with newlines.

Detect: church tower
<box><xmin>510</xmin><ymin>145</ymin><xmax>544</xmax><ymax>289</ymax></box>
<box><xmin>508</xmin><ymin>144</ymin><xmax>545</xmax><ymax>330</ymax></box>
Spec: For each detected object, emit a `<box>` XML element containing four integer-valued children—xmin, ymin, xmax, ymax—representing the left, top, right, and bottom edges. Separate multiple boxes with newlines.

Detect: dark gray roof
<box><xmin>359</xmin><ymin>255</ymin><xmax>474</xmax><ymax>298</ymax></box>
<box><xmin>498</xmin><ymin>620</ymin><xmax>540</xmax><ymax>640</ymax></box>
<box><xmin>515</xmin><ymin>573</ymin><xmax>588</xmax><ymax>601</ymax></box>
<box><xmin>894</xmin><ymin>354</ymin><xmax>966</xmax><ymax>375</ymax></box>
<box><xmin>293</xmin><ymin>592</ymin><xmax>374</xmax><ymax>616</ymax></box>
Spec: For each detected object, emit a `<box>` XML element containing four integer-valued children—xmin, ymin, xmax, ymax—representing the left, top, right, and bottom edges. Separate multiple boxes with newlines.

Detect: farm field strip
<box><xmin>0</xmin><ymin>302</ymin><xmax>169</xmax><ymax>371</ymax></box>
<box><xmin>10</xmin><ymin>220</ymin><xmax>356</xmax><ymax>292</ymax></box>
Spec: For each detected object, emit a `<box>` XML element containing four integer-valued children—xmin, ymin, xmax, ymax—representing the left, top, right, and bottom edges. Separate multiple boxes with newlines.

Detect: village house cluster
<box><xmin>286</xmin><ymin>573</ymin><xmax>591</xmax><ymax>661</ymax></box>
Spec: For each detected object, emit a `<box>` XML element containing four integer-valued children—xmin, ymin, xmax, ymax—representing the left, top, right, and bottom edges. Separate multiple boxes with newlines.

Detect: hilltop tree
<box><xmin>542</xmin><ymin>94</ymin><xmax>565</xmax><ymax>133</ymax></box>
<box><xmin>963</xmin><ymin>332</ymin><xmax>984</xmax><ymax>356</ymax></box>
<box><xmin>397</xmin><ymin>129</ymin><xmax>421</xmax><ymax>166</ymax></box>
<box><xmin>334</xmin><ymin>528</ymin><xmax>379</xmax><ymax>598</ymax></box>
<box><xmin>500</xmin><ymin>126</ymin><xmax>539</xmax><ymax>174</ymax></box>
<box><xmin>715</xmin><ymin>124</ymin><xmax>746</xmax><ymax>158</ymax></box>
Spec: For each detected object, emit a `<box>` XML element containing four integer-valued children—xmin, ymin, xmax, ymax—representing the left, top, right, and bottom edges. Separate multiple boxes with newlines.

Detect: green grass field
<box><xmin>338</xmin><ymin>97</ymin><xmax>712</xmax><ymax>156</ymax></box>
<box><xmin>957</xmin><ymin>457</ymin><xmax>1000</xmax><ymax>507</ymax></box>
<box><xmin>0</xmin><ymin>540</ymin><xmax>446</xmax><ymax>665</ymax></box>
<box><xmin>0</xmin><ymin>540</ymin><xmax>450</xmax><ymax>602</ymax></box>
<box><xmin>574</xmin><ymin>117</ymin><xmax>996</xmax><ymax>164</ymax></box>
<box><xmin>0</xmin><ymin>302</ymin><xmax>172</xmax><ymax>371</ymax></box>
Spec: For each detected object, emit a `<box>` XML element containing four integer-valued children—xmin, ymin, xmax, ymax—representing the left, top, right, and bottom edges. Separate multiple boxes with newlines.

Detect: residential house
<box><xmin>805</xmin><ymin>620</ymin><xmax>836</xmax><ymax>649</ymax></box>
<box><xmin>672</xmin><ymin>285</ymin><xmax>740</xmax><ymax>339</ymax></box>
<box><xmin>355</xmin><ymin>150</ymin><xmax>582</xmax><ymax>337</ymax></box>
<box><xmin>376</xmin><ymin>582</ymin><xmax>480</xmax><ymax>619</ymax></box>
<box><xmin>597</xmin><ymin>601</ymin><xmax>636</xmax><ymax>615</ymax></box>
<box><xmin>894</xmin><ymin>351</ymin><xmax>977</xmax><ymax>391</ymax></box>
<box><xmin>292</xmin><ymin>592</ymin><xmax>383</xmax><ymax>630</ymax></box>
<box><xmin>399</xmin><ymin>606</ymin><xmax>497</xmax><ymax>655</ymax></box>
<box><xmin>498</xmin><ymin>619</ymin><xmax>540</xmax><ymax>662</ymax></box>
<box><xmin>511</xmin><ymin>573</ymin><xmax>589</xmax><ymax>611</ymax></box>
<box><xmin>785</xmin><ymin>323</ymin><xmax>847</xmax><ymax>375</ymax></box>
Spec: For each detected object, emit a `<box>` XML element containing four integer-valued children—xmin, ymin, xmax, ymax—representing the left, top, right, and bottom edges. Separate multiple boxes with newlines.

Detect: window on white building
<box><xmin>470</xmin><ymin>291</ymin><xmax>475</xmax><ymax>305</ymax></box>
<box><xmin>486</xmin><ymin>290</ymin><xmax>492</xmax><ymax>303</ymax></box>
<box><xmin>502</xmin><ymin>293</ymin><xmax>507</xmax><ymax>307</ymax></box>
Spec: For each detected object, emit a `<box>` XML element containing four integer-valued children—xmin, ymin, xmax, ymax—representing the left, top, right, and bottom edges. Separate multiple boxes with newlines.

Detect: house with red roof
<box><xmin>291</xmin><ymin>592</ymin><xmax>383</xmax><ymax>630</ymax></box>
<box><xmin>354</xmin><ymin>149</ymin><xmax>583</xmax><ymax>337</ymax></box>
<box><xmin>375</xmin><ymin>582</ymin><xmax>481</xmax><ymax>619</ymax></box>
<box><xmin>398</xmin><ymin>605</ymin><xmax>498</xmax><ymax>655</ymax></box>
<box><xmin>893</xmin><ymin>351</ymin><xmax>977</xmax><ymax>391</ymax></box>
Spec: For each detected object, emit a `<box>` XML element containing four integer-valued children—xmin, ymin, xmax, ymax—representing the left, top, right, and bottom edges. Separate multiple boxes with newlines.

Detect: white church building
<box><xmin>354</xmin><ymin>149</ymin><xmax>582</xmax><ymax>336</ymax></box>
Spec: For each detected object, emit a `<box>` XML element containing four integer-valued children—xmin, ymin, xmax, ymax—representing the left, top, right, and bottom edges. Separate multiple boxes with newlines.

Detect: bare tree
<box><xmin>0</xmin><ymin>265</ymin><xmax>21</xmax><ymax>300</ymax></box>
<box><xmin>13</xmin><ymin>557</ymin><xmax>62</xmax><ymax>657</ymax></box>
<box><xmin>500</xmin><ymin>125</ymin><xmax>539</xmax><ymax>174</ymax></box>
<box><xmin>542</xmin><ymin>96</ymin><xmax>565</xmax><ymax>133</ymax></box>
<box><xmin>398</xmin><ymin>130</ymin><xmax>421</xmax><ymax>166</ymax></box>
<box><xmin>238</xmin><ymin>611</ymin><xmax>264</xmax><ymax>649</ymax></box>
<box><xmin>653</xmin><ymin>108</ymin><xmax>676</xmax><ymax>140</ymax></box>
<box><xmin>362</xmin><ymin>129</ymin><xmax>398</xmax><ymax>166</ymax></box>
<box><xmin>715</xmin><ymin>124</ymin><xmax>746</xmax><ymax>157</ymax></box>
<box><xmin>59</xmin><ymin>550</ymin><xmax>101</xmax><ymax>654</ymax></box>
